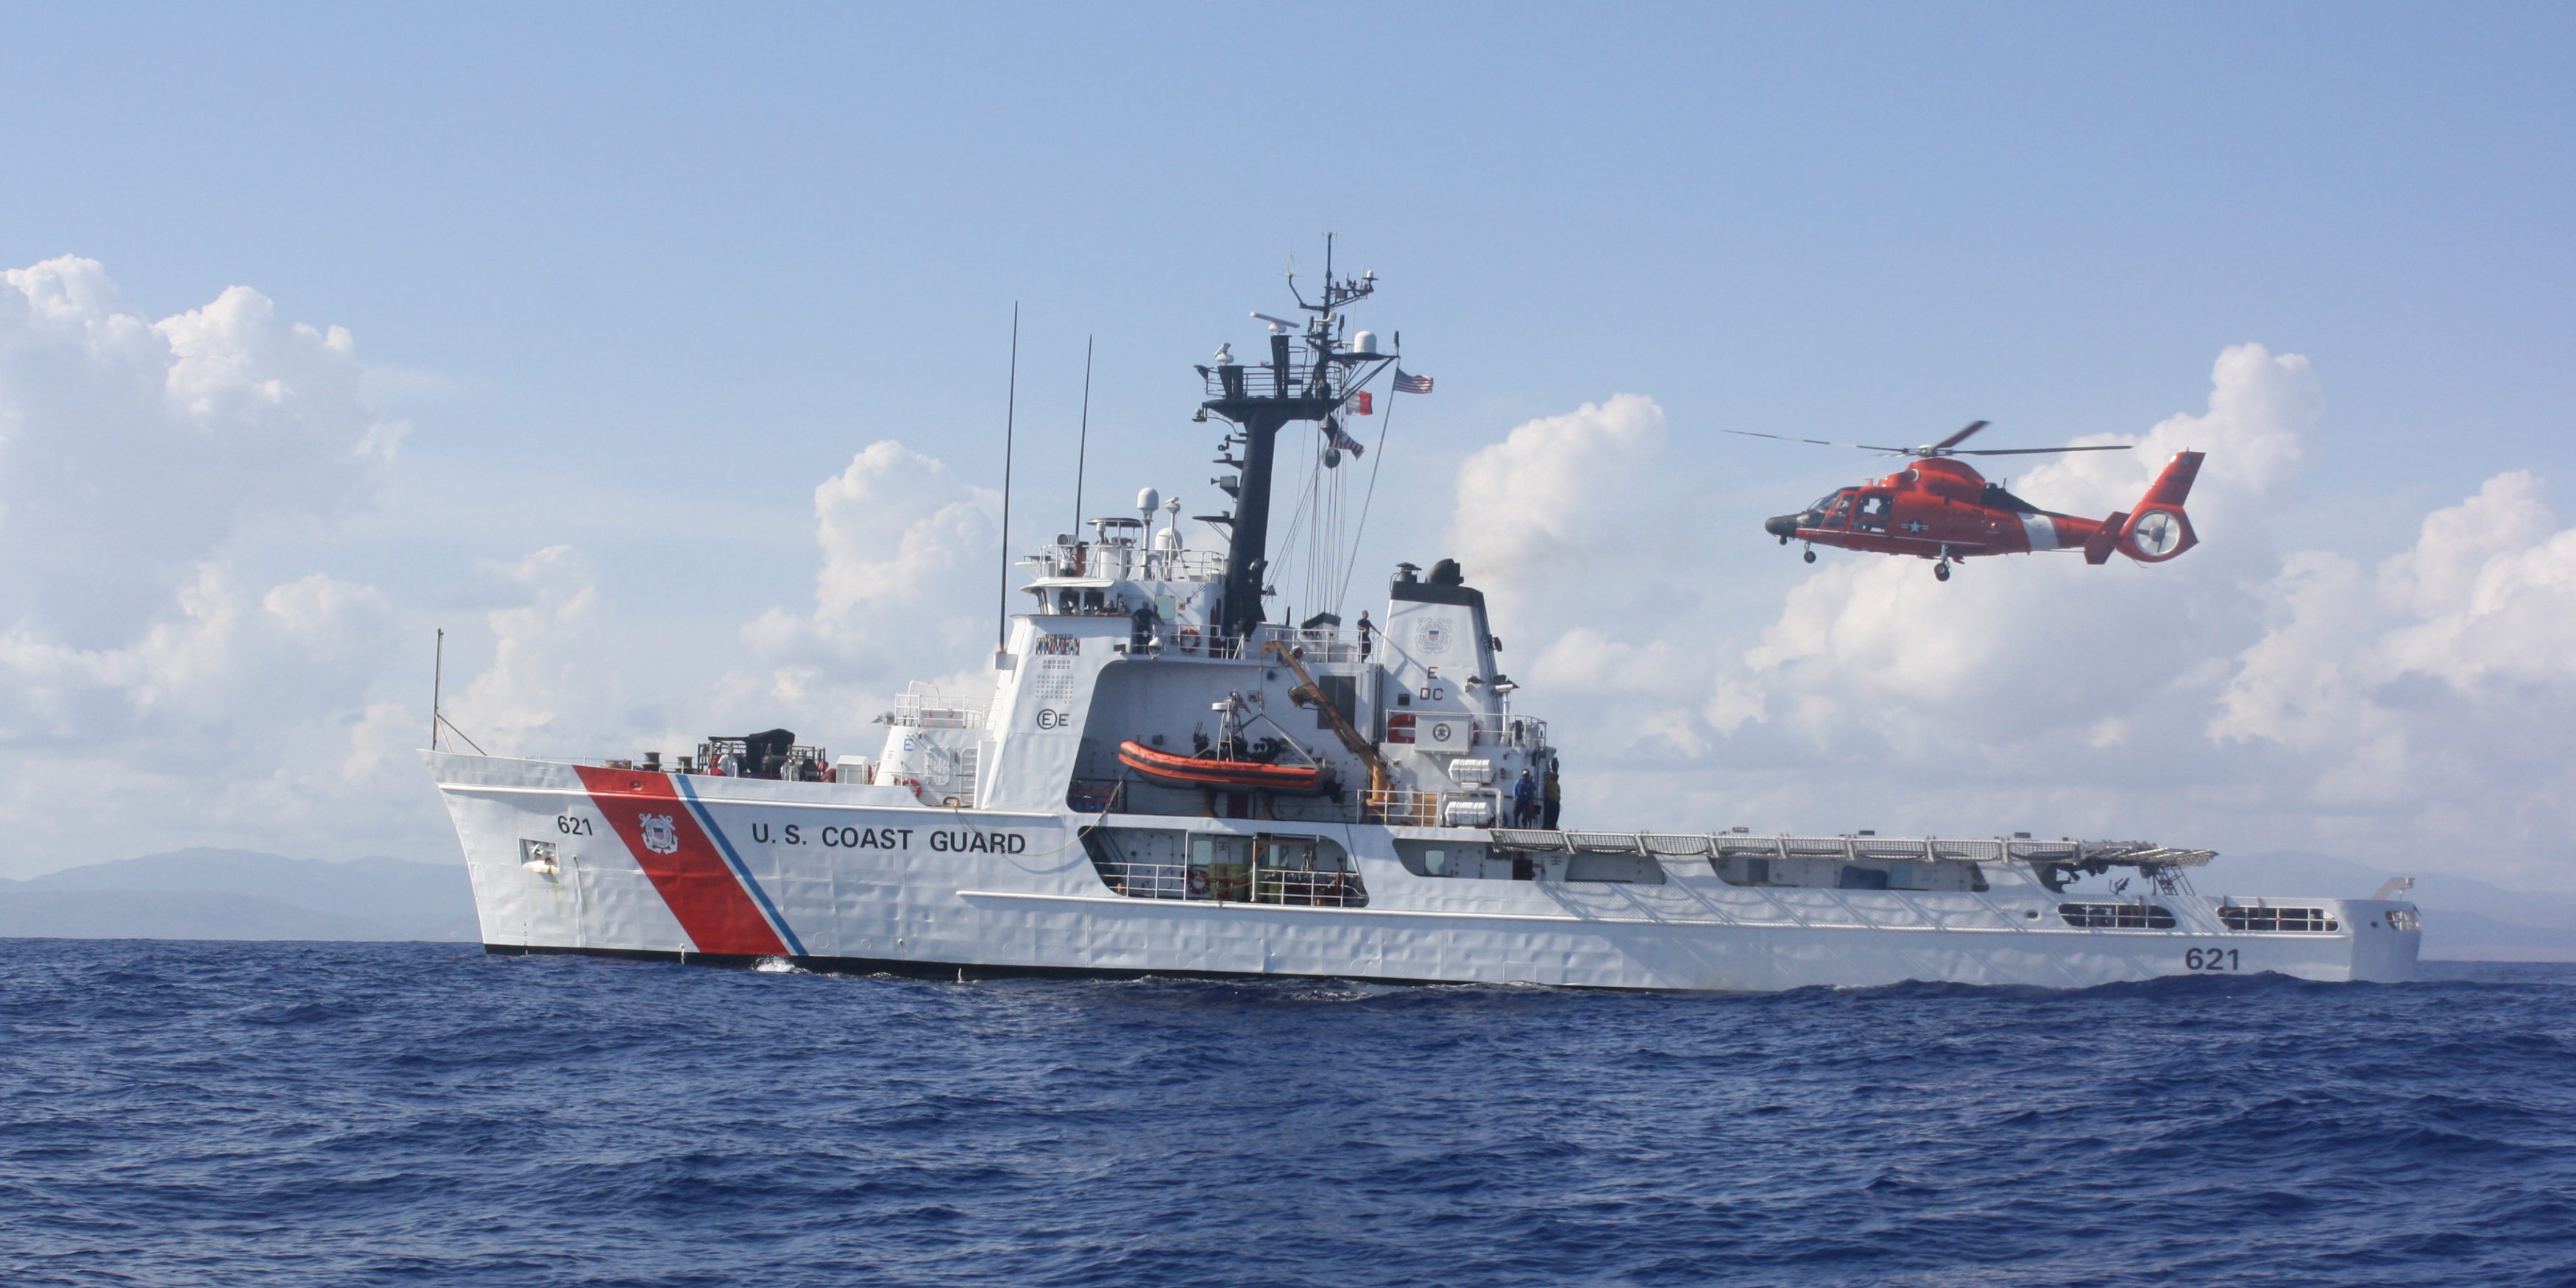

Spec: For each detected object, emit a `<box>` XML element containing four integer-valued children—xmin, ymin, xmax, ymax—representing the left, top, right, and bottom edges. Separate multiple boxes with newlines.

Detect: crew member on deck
<box><xmin>1356</xmin><ymin>611</ymin><xmax>1373</xmax><ymax>660</ymax></box>
<box><xmin>1542</xmin><ymin>759</ymin><xmax>1562</xmax><ymax>830</ymax></box>
<box><xmin>1513</xmin><ymin>768</ymin><xmax>1539</xmax><ymax>829</ymax></box>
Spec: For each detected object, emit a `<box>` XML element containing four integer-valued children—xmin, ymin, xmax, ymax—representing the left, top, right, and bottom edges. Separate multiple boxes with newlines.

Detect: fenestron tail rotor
<box><xmin>1724</xmin><ymin>422</ymin><xmax>2133</xmax><ymax>460</ymax></box>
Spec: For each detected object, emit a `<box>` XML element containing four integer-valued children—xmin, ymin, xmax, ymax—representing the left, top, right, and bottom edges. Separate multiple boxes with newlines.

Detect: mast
<box><xmin>1195</xmin><ymin>236</ymin><xmax>1388</xmax><ymax>640</ymax></box>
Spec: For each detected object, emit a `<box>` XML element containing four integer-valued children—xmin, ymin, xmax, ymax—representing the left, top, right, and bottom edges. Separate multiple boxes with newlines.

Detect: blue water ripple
<box><xmin>2</xmin><ymin>942</ymin><xmax>2574</xmax><ymax>1286</ymax></box>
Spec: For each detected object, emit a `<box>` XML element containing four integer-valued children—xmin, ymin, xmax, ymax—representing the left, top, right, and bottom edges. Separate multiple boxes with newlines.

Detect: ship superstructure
<box><xmin>428</xmin><ymin>263</ymin><xmax>2421</xmax><ymax>990</ymax></box>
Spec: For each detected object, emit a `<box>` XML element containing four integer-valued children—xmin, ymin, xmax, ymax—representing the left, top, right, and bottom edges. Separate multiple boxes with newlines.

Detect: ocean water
<box><xmin>1</xmin><ymin>942</ymin><xmax>2570</xmax><ymax>1288</ymax></box>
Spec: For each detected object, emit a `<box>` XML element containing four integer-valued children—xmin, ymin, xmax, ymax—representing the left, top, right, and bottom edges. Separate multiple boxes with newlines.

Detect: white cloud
<box><xmin>1446</xmin><ymin>393</ymin><xmax>1666</xmax><ymax>618</ymax></box>
<box><xmin>1717</xmin><ymin>342</ymin><xmax>2317</xmax><ymax>755</ymax></box>
<box><xmin>4</xmin><ymin>252</ymin><xmax>2566</xmax><ymax>891</ymax></box>
<box><xmin>0</xmin><ymin>257</ymin><xmax>400</xmax><ymax>646</ymax></box>
<box><xmin>2205</xmin><ymin>472</ymin><xmax>2576</xmax><ymax>877</ymax></box>
<box><xmin>1444</xmin><ymin>344</ymin><xmax>2576</xmax><ymax>880</ymax></box>
<box><xmin>737</xmin><ymin>439</ymin><xmax>1002</xmax><ymax>726</ymax></box>
<box><xmin>0</xmin><ymin>258</ymin><xmax>420</xmax><ymax>872</ymax></box>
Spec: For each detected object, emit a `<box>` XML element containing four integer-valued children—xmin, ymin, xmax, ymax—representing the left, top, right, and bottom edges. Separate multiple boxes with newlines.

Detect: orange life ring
<box><xmin>1177</xmin><ymin>626</ymin><xmax>1200</xmax><ymax>654</ymax></box>
<box><xmin>1187</xmin><ymin>867</ymin><xmax>1210</xmax><ymax>896</ymax></box>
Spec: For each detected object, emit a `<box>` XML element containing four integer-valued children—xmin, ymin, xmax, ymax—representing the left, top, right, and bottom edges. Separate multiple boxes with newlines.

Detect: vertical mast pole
<box><xmin>430</xmin><ymin>628</ymin><xmax>443</xmax><ymax>751</ymax></box>
<box><xmin>1072</xmin><ymin>334</ymin><xmax>1092</xmax><ymax>539</ymax></box>
<box><xmin>997</xmin><ymin>304</ymin><xmax>1019</xmax><ymax>660</ymax></box>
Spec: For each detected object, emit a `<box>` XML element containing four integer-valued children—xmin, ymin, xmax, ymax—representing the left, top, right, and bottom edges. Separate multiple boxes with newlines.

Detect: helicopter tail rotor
<box><xmin>2115</xmin><ymin>451</ymin><xmax>2205</xmax><ymax>562</ymax></box>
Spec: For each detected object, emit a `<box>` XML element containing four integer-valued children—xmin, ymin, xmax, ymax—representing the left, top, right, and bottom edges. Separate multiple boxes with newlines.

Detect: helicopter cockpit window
<box><xmin>1819</xmin><ymin>492</ymin><xmax>1855</xmax><ymax>529</ymax></box>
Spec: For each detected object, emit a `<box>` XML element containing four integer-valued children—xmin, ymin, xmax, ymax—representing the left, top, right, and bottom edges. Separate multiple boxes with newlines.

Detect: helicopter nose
<box><xmin>1763</xmin><ymin>514</ymin><xmax>1801</xmax><ymax>538</ymax></box>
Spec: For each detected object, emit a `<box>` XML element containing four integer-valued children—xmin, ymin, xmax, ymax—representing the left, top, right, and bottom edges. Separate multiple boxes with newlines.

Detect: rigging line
<box><xmin>1336</xmin><ymin>375</ymin><xmax>1399</xmax><ymax>614</ymax></box>
<box><xmin>996</xmin><ymin>303</ymin><xmax>1019</xmax><ymax>652</ymax></box>
<box><xmin>436</xmin><ymin>712</ymin><xmax>488</xmax><ymax>757</ymax></box>
<box><xmin>1270</xmin><ymin>434</ymin><xmax>1323</xmax><ymax>592</ymax></box>
<box><xmin>1072</xmin><ymin>334</ymin><xmax>1091</xmax><ymax>538</ymax></box>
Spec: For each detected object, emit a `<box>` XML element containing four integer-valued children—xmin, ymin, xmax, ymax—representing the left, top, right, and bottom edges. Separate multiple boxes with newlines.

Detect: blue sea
<box><xmin>2</xmin><ymin>942</ymin><xmax>2571</xmax><ymax>1287</ymax></box>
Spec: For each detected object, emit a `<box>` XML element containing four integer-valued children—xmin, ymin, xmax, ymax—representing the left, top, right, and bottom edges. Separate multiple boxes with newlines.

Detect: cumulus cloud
<box><xmin>1441</xmin><ymin>344</ymin><xmax>2576</xmax><ymax>880</ymax></box>
<box><xmin>1447</xmin><ymin>393</ymin><xmax>1666</xmax><ymax>615</ymax></box>
<box><xmin>2203</xmin><ymin>473</ymin><xmax>2576</xmax><ymax>876</ymax></box>
<box><xmin>0</xmin><ymin>259</ymin><xmax>1013</xmax><ymax>871</ymax></box>
<box><xmin>5</xmin><ymin>252</ymin><xmax>2561</xmax><ymax>890</ymax></box>
<box><xmin>0</xmin><ymin>258</ymin><xmax>415</xmax><ymax>872</ymax></box>
<box><xmin>0</xmin><ymin>257</ymin><xmax>400</xmax><ymax>645</ymax></box>
<box><xmin>1708</xmin><ymin>344</ymin><xmax>2318</xmax><ymax>757</ymax></box>
<box><xmin>738</xmin><ymin>439</ymin><xmax>1002</xmax><ymax>722</ymax></box>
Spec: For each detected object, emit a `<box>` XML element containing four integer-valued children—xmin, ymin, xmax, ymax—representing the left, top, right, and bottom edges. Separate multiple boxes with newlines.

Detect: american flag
<box><xmin>1393</xmin><ymin>369</ymin><xmax>1434</xmax><ymax>394</ymax></box>
<box><xmin>1326</xmin><ymin>420</ymin><xmax>1366</xmax><ymax>458</ymax></box>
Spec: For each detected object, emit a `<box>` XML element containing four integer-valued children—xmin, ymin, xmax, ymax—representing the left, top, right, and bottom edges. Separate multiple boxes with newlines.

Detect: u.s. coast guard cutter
<box><xmin>428</xmin><ymin>264</ymin><xmax>2423</xmax><ymax>990</ymax></box>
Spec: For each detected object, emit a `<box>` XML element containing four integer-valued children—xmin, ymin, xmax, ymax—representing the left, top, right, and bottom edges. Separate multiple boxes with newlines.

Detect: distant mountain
<box><xmin>0</xmin><ymin>849</ymin><xmax>477</xmax><ymax>943</ymax></box>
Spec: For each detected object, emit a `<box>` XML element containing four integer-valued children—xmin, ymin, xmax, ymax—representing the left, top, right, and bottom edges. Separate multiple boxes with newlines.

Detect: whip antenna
<box><xmin>1072</xmin><ymin>334</ymin><xmax>1092</xmax><ymax>538</ymax></box>
<box><xmin>997</xmin><ymin>304</ymin><xmax>1019</xmax><ymax>662</ymax></box>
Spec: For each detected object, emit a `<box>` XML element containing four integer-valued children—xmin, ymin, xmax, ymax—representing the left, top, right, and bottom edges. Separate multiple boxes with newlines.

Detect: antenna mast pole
<box><xmin>997</xmin><ymin>304</ymin><xmax>1019</xmax><ymax>661</ymax></box>
<box><xmin>1072</xmin><ymin>334</ymin><xmax>1092</xmax><ymax>538</ymax></box>
<box><xmin>430</xmin><ymin>628</ymin><xmax>443</xmax><ymax>751</ymax></box>
<box><xmin>1197</xmin><ymin>236</ymin><xmax>1383</xmax><ymax>641</ymax></box>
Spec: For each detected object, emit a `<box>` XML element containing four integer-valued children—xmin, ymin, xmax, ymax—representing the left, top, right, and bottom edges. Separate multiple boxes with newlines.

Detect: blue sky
<box><xmin>4</xmin><ymin>4</ymin><xmax>2573</xmax><ymax>881</ymax></box>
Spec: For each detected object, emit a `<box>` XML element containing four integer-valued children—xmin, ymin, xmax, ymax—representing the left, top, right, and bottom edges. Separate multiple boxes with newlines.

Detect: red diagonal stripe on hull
<box><xmin>573</xmin><ymin>765</ymin><xmax>786</xmax><ymax>956</ymax></box>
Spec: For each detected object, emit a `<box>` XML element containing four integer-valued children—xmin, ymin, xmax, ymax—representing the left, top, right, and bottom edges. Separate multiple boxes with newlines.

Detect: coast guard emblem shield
<box><xmin>638</xmin><ymin>813</ymin><xmax>682</xmax><ymax>855</ymax></box>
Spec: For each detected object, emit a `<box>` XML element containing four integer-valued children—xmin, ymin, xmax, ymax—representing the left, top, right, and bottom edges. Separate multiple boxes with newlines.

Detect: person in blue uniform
<box><xmin>1512</xmin><ymin>768</ymin><xmax>1538</xmax><ymax>829</ymax></box>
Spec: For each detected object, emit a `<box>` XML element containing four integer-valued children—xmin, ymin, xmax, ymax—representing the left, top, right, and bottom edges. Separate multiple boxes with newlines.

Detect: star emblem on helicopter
<box><xmin>1901</xmin><ymin>519</ymin><xmax>1931</xmax><ymax>534</ymax></box>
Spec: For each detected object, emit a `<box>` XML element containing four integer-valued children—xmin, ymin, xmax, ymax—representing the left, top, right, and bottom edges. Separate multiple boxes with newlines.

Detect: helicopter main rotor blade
<box><xmin>1928</xmin><ymin>420</ymin><xmax>1990</xmax><ymax>451</ymax></box>
<box><xmin>1722</xmin><ymin>429</ymin><xmax>1914</xmax><ymax>452</ymax></box>
<box><xmin>1950</xmin><ymin>445</ymin><xmax>2134</xmax><ymax>456</ymax></box>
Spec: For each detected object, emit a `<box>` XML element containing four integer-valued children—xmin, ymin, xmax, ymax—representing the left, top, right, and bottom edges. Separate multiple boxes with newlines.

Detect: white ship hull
<box><xmin>431</xmin><ymin>751</ymin><xmax>2421</xmax><ymax>991</ymax></box>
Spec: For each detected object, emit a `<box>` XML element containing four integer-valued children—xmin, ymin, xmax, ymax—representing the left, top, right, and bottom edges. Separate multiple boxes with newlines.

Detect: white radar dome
<box><xmin>1351</xmin><ymin>330</ymin><xmax>1379</xmax><ymax>356</ymax></box>
<box><xmin>1136</xmin><ymin>486</ymin><xmax>1160</xmax><ymax>513</ymax></box>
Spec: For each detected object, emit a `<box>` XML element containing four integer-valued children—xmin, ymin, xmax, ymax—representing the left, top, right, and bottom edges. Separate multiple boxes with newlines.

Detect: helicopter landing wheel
<box><xmin>1802</xmin><ymin>548</ymin><xmax>1816</xmax><ymax>564</ymax></box>
<box><xmin>1778</xmin><ymin>534</ymin><xmax>1788</xmax><ymax>546</ymax></box>
<box><xmin>1934</xmin><ymin>561</ymin><xmax>1951</xmax><ymax>582</ymax></box>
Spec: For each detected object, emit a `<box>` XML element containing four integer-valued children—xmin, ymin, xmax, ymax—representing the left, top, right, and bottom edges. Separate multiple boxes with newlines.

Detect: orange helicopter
<box><xmin>1735</xmin><ymin>422</ymin><xmax>2204</xmax><ymax>581</ymax></box>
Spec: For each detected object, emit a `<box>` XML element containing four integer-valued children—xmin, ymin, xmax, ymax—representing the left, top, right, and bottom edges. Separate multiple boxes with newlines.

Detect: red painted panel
<box><xmin>573</xmin><ymin>765</ymin><xmax>786</xmax><ymax>956</ymax></box>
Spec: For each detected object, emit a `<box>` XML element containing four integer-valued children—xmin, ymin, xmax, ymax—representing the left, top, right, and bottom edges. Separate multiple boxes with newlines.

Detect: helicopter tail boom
<box><xmin>2115</xmin><ymin>451</ymin><xmax>2205</xmax><ymax>562</ymax></box>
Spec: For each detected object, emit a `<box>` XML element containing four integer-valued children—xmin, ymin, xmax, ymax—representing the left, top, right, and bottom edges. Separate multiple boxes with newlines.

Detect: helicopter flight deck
<box><xmin>427</xmin><ymin>259</ymin><xmax>2420</xmax><ymax>991</ymax></box>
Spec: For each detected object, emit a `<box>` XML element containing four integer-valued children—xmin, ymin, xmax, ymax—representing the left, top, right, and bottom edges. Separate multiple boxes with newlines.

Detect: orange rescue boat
<box><xmin>1116</xmin><ymin>740</ymin><xmax>1336</xmax><ymax>796</ymax></box>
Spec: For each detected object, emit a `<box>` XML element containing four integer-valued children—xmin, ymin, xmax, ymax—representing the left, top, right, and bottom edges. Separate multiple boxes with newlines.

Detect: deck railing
<box><xmin>891</xmin><ymin>688</ymin><xmax>986</xmax><ymax>729</ymax></box>
<box><xmin>1030</xmin><ymin>543</ymin><xmax>1223</xmax><ymax>584</ymax></box>
<box><xmin>1091</xmin><ymin>859</ymin><xmax>1367</xmax><ymax>907</ymax></box>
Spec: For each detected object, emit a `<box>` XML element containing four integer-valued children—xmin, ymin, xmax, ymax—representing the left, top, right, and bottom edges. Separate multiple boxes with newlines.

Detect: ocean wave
<box><xmin>1</xmin><ymin>942</ymin><xmax>2571</xmax><ymax>1287</ymax></box>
